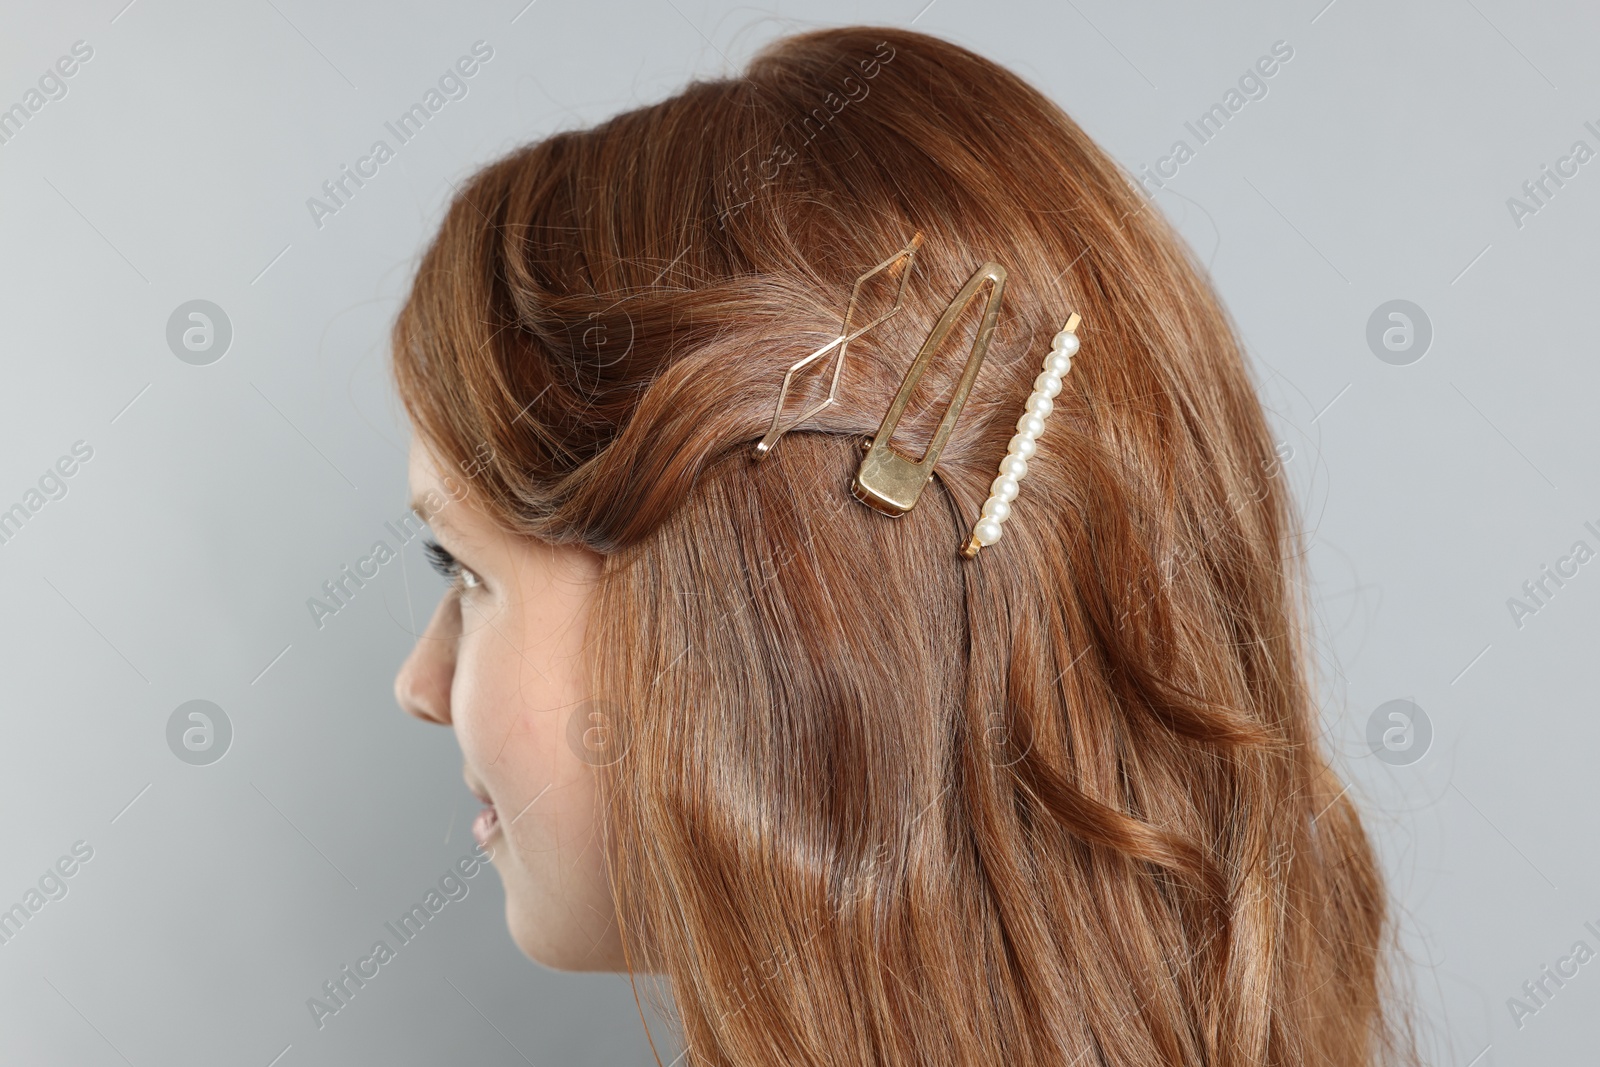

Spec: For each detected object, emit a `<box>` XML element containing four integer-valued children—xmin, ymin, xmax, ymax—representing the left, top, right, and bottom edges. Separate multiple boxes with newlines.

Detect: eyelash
<box><xmin>423</xmin><ymin>539</ymin><xmax>481</xmax><ymax>590</ymax></box>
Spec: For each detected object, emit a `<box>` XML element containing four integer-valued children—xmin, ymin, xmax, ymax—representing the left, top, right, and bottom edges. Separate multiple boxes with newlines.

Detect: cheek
<box><xmin>458</xmin><ymin>626</ymin><xmax>603</xmax><ymax>872</ymax></box>
<box><xmin>451</xmin><ymin>598</ymin><xmax>581</xmax><ymax>809</ymax></box>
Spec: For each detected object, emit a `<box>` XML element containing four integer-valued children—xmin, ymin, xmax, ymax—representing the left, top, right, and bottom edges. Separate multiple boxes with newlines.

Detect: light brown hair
<box><xmin>392</xmin><ymin>25</ymin><xmax>1411</xmax><ymax>1066</ymax></box>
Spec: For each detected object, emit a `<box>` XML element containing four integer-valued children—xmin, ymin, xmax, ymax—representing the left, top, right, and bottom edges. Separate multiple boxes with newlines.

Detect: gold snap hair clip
<box><xmin>752</xmin><ymin>233</ymin><xmax>924</xmax><ymax>462</ymax></box>
<box><xmin>851</xmin><ymin>261</ymin><xmax>1007</xmax><ymax>519</ymax></box>
<box><xmin>959</xmin><ymin>314</ymin><xmax>1081</xmax><ymax>559</ymax></box>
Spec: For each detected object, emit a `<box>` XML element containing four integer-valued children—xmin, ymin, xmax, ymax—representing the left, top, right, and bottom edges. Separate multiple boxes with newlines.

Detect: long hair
<box><xmin>392</xmin><ymin>26</ymin><xmax>1409</xmax><ymax>1067</ymax></box>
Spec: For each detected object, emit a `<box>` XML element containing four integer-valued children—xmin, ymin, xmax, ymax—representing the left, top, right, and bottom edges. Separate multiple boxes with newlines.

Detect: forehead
<box><xmin>406</xmin><ymin>438</ymin><xmax>477</xmax><ymax>533</ymax></box>
<box><xmin>407</xmin><ymin>437</ymin><xmax>444</xmax><ymax>493</ymax></box>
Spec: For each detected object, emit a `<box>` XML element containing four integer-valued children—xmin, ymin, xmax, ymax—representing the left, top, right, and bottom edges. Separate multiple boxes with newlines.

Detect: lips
<box><xmin>465</xmin><ymin>775</ymin><xmax>500</xmax><ymax>848</ymax></box>
<box><xmin>471</xmin><ymin>802</ymin><xmax>500</xmax><ymax>848</ymax></box>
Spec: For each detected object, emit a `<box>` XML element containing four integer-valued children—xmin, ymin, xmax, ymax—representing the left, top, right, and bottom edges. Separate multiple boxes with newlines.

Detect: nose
<box><xmin>394</xmin><ymin>593</ymin><xmax>460</xmax><ymax>725</ymax></box>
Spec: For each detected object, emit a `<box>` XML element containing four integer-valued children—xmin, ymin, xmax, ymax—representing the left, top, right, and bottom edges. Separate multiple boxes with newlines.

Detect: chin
<box><xmin>505</xmin><ymin>894</ymin><xmax>628</xmax><ymax>972</ymax></box>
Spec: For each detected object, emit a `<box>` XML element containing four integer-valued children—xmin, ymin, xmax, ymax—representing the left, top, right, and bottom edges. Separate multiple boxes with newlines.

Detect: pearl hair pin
<box><xmin>960</xmin><ymin>313</ymin><xmax>1081</xmax><ymax>559</ymax></box>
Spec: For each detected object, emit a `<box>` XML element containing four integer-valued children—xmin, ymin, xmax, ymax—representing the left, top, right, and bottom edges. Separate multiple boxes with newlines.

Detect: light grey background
<box><xmin>0</xmin><ymin>1</ymin><xmax>1593</xmax><ymax>1064</ymax></box>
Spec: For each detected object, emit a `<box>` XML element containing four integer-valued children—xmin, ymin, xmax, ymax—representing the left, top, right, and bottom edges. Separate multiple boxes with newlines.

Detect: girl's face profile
<box><xmin>392</xmin><ymin>440</ymin><xmax>625</xmax><ymax>971</ymax></box>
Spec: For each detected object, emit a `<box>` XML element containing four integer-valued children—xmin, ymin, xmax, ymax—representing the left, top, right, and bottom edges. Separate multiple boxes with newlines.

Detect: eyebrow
<box><xmin>408</xmin><ymin>495</ymin><xmax>455</xmax><ymax>532</ymax></box>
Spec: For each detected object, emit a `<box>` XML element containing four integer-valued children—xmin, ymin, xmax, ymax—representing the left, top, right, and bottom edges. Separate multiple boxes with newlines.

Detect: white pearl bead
<box><xmin>1007</xmin><ymin>432</ymin><xmax>1036</xmax><ymax>460</ymax></box>
<box><xmin>974</xmin><ymin>517</ymin><xmax>1004</xmax><ymax>546</ymax></box>
<box><xmin>999</xmin><ymin>453</ymin><xmax>1028</xmax><ymax>480</ymax></box>
<box><xmin>1033</xmin><ymin>371</ymin><xmax>1062</xmax><ymax>398</ymax></box>
<box><xmin>1051</xmin><ymin>331</ymin><xmax>1080</xmax><ymax>356</ymax></box>
<box><xmin>1016</xmin><ymin>412</ymin><xmax>1045</xmax><ymax>438</ymax></box>
<box><xmin>1026</xmin><ymin>393</ymin><xmax>1053</xmax><ymax>419</ymax></box>
<box><xmin>1047</xmin><ymin>352</ymin><xmax>1073</xmax><ymax>376</ymax></box>
<box><xmin>990</xmin><ymin>474</ymin><xmax>1019</xmax><ymax>502</ymax></box>
<box><xmin>981</xmin><ymin>496</ymin><xmax>1011</xmax><ymax>522</ymax></box>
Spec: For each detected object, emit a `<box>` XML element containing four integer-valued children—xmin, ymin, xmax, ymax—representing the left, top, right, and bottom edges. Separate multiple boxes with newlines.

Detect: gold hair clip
<box><xmin>851</xmin><ymin>261</ymin><xmax>1006</xmax><ymax>518</ymax></box>
<box><xmin>752</xmin><ymin>233</ymin><xmax>923</xmax><ymax>461</ymax></box>
<box><xmin>753</xmin><ymin>236</ymin><xmax>1081</xmax><ymax>561</ymax></box>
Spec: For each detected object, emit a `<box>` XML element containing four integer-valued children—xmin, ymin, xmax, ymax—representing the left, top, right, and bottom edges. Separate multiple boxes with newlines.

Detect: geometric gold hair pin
<box><xmin>752</xmin><ymin>233</ymin><xmax>923</xmax><ymax>461</ymax></box>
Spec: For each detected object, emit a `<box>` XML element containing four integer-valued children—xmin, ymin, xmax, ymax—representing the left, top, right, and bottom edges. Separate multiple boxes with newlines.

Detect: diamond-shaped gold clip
<box><xmin>752</xmin><ymin>233</ymin><xmax>923</xmax><ymax>461</ymax></box>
